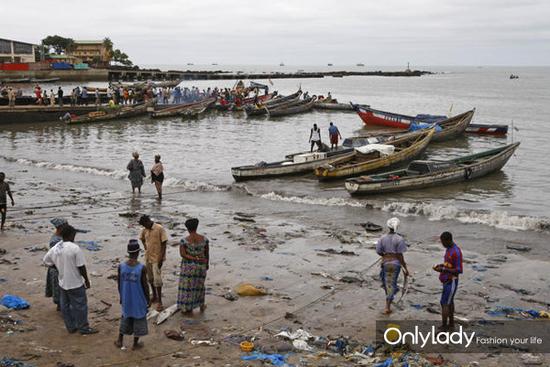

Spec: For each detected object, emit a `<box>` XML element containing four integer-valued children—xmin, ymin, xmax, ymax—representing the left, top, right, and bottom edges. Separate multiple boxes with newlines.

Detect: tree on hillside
<box><xmin>42</xmin><ymin>35</ymin><xmax>74</xmax><ymax>54</ymax></box>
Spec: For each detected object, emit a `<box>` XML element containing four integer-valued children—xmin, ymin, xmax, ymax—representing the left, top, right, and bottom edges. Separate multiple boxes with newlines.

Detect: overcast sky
<box><xmin>3</xmin><ymin>0</ymin><xmax>549</xmax><ymax>66</ymax></box>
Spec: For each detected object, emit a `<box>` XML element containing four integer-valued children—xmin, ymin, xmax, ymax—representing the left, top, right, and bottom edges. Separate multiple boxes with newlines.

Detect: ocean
<box><xmin>1</xmin><ymin>65</ymin><xmax>549</xmax><ymax>232</ymax></box>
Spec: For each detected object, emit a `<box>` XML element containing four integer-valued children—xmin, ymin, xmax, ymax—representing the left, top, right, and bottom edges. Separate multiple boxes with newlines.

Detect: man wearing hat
<box><xmin>45</xmin><ymin>217</ymin><xmax>68</xmax><ymax>310</ymax></box>
<box><xmin>115</xmin><ymin>239</ymin><xmax>150</xmax><ymax>350</ymax></box>
<box><xmin>376</xmin><ymin>217</ymin><xmax>409</xmax><ymax>314</ymax></box>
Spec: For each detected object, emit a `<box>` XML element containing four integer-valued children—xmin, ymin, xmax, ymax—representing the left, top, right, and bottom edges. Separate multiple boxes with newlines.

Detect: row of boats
<box><xmin>230</xmin><ymin>107</ymin><xmax>520</xmax><ymax>196</ymax></box>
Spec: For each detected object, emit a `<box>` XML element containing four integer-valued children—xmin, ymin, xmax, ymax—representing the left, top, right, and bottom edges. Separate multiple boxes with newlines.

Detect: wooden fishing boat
<box><xmin>67</xmin><ymin>104</ymin><xmax>149</xmax><ymax>124</ymax></box>
<box><xmin>314</xmin><ymin>99</ymin><xmax>355</xmax><ymax>111</ymax></box>
<box><xmin>465</xmin><ymin>123</ymin><xmax>508</xmax><ymax>136</ymax></box>
<box><xmin>231</xmin><ymin>148</ymin><xmax>356</xmax><ymax>181</ymax></box>
<box><xmin>244</xmin><ymin>90</ymin><xmax>302</xmax><ymax>117</ymax></box>
<box><xmin>314</xmin><ymin>129</ymin><xmax>435</xmax><ymax>181</ymax></box>
<box><xmin>352</xmin><ymin>104</ymin><xmax>474</xmax><ymax>134</ymax></box>
<box><xmin>345</xmin><ymin>142</ymin><xmax>520</xmax><ymax>195</ymax></box>
<box><xmin>149</xmin><ymin>97</ymin><xmax>216</xmax><ymax>118</ymax></box>
<box><xmin>30</xmin><ymin>77</ymin><xmax>61</xmax><ymax>83</ymax></box>
<box><xmin>351</xmin><ymin>105</ymin><xmax>474</xmax><ymax>143</ymax></box>
<box><xmin>267</xmin><ymin>97</ymin><xmax>317</xmax><ymax>118</ymax></box>
<box><xmin>180</xmin><ymin>105</ymin><xmax>208</xmax><ymax>120</ymax></box>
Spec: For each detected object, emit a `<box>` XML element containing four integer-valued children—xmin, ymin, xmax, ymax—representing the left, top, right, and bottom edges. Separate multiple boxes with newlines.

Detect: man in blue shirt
<box><xmin>115</xmin><ymin>239</ymin><xmax>150</xmax><ymax>350</ymax></box>
<box><xmin>328</xmin><ymin>122</ymin><xmax>342</xmax><ymax>150</ymax></box>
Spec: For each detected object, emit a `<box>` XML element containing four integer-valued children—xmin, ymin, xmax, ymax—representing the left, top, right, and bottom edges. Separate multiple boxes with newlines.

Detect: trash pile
<box><xmin>235</xmin><ymin>327</ymin><xmax>457</xmax><ymax>367</ymax></box>
<box><xmin>486</xmin><ymin>305</ymin><xmax>550</xmax><ymax>319</ymax></box>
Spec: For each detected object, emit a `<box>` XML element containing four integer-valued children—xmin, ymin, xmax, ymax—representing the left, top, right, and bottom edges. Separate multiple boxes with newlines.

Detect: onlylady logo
<box><xmin>383</xmin><ymin>325</ymin><xmax>476</xmax><ymax>349</ymax></box>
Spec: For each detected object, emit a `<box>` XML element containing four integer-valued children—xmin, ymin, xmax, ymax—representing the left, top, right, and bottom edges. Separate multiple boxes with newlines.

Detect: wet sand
<box><xmin>1</xmin><ymin>180</ymin><xmax>549</xmax><ymax>366</ymax></box>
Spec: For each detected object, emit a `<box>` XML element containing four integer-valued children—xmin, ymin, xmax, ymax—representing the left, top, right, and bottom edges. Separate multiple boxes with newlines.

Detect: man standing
<box><xmin>115</xmin><ymin>239</ymin><xmax>150</xmax><ymax>350</ymax></box>
<box><xmin>43</xmin><ymin>225</ymin><xmax>97</xmax><ymax>334</ymax></box>
<box><xmin>139</xmin><ymin>215</ymin><xmax>168</xmax><ymax>311</ymax></box>
<box><xmin>328</xmin><ymin>122</ymin><xmax>342</xmax><ymax>150</ymax></box>
<box><xmin>309</xmin><ymin>123</ymin><xmax>323</xmax><ymax>152</ymax></box>
<box><xmin>433</xmin><ymin>231</ymin><xmax>463</xmax><ymax>331</ymax></box>
<box><xmin>376</xmin><ymin>217</ymin><xmax>409</xmax><ymax>315</ymax></box>
<box><xmin>57</xmin><ymin>87</ymin><xmax>64</xmax><ymax>107</ymax></box>
<box><xmin>0</xmin><ymin>172</ymin><xmax>15</xmax><ymax>231</ymax></box>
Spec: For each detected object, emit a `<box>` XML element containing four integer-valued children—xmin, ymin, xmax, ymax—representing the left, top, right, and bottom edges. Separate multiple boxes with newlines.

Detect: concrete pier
<box><xmin>1</xmin><ymin>68</ymin><xmax>431</xmax><ymax>83</ymax></box>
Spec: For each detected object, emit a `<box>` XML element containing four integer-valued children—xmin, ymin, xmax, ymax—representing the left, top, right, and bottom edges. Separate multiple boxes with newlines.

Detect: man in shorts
<box><xmin>115</xmin><ymin>239</ymin><xmax>150</xmax><ymax>350</ymax></box>
<box><xmin>433</xmin><ymin>231</ymin><xmax>463</xmax><ymax>331</ymax></box>
<box><xmin>328</xmin><ymin>122</ymin><xmax>342</xmax><ymax>150</ymax></box>
<box><xmin>139</xmin><ymin>215</ymin><xmax>168</xmax><ymax>311</ymax></box>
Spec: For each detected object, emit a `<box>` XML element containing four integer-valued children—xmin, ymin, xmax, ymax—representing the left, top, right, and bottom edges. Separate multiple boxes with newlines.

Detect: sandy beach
<box><xmin>1</xmin><ymin>179</ymin><xmax>549</xmax><ymax>366</ymax></box>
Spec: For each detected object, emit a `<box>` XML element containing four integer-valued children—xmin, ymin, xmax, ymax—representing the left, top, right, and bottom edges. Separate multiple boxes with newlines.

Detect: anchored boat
<box><xmin>314</xmin><ymin>129</ymin><xmax>435</xmax><ymax>181</ymax></box>
<box><xmin>345</xmin><ymin>142</ymin><xmax>520</xmax><ymax>195</ymax></box>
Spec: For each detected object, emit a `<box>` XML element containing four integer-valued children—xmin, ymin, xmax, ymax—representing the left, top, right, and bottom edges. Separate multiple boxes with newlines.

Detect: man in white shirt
<box><xmin>43</xmin><ymin>225</ymin><xmax>97</xmax><ymax>335</ymax></box>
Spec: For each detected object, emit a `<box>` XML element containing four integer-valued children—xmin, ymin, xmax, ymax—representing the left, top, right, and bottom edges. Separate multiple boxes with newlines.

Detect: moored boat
<box><xmin>465</xmin><ymin>123</ymin><xmax>508</xmax><ymax>136</ymax></box>
<box><xmin>149</xmin><ymin>97</ymin><xmax>216</xmax><ymax>118</ymax></box>
<box><xmin>345</xmin><ymin>142</ymin><xmax>520</xmax><ymax>195</ymax></box>
<box><xmin>267</xmin><ymin>96</ymin><xmax>317</xmax><ymax>118</ymax></box>
<box><xmin>314</xmin><ymin>129</ymin><xmax>435</xmax><ymax>181</ymax></box>
<box><xmin>244</xmin><ymin>90</ymin><xmax>302</xmax><ymax>117</ymax></box>
<box><xmin>351</xmin><ymin>105</ymin><xmax>474</xmax><ymax>142</ymax></box>
<box><xmin>314</xmin><ymin>100</ymin><xmax>355</xmax><ymax>111</ymax></box>
<box><xmin>231</xmin><ymin>148</ymin><xmax>355</xmax><ymax>181</ymax></box>
<box><xmin>67</xmin><ymin>104</ymin><xmax>149</xmax><ymax>124</ymax></box>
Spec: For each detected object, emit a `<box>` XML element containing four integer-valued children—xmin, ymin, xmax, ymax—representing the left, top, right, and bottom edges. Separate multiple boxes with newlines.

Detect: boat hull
<box><xmin>231</xmin><ymin>150</ymin><xmax>355</xmax><ymax>181</ymax></box>
<box><xmin>345</xmin><ymin>143</ymin><xmax>519</xmax><ymax>195</ymax></box>
<box><xmin>315</xmin><ymin>129</ymin><xmax>434</xmax><ymax>181</ymax></box>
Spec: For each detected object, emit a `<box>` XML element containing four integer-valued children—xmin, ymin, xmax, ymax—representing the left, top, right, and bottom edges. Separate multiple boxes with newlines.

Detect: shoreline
<box><xmin>1</xmin><ymin>179</ymin><xmax>549</xmax><ymax>366</ymax></box>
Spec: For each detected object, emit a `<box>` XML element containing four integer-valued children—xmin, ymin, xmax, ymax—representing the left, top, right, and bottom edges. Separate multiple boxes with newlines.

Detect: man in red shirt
<box><xmin>433</xmin><ymin>231</ymin><xmax>463</xmax><ymax>330</ymax></box>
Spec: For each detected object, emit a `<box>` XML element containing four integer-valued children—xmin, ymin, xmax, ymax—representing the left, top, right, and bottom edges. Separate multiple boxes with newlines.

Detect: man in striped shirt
<box><xmin>433</xmin><ymin>231</ymin><xmax>463</xmax><ymax>331</ymax></box>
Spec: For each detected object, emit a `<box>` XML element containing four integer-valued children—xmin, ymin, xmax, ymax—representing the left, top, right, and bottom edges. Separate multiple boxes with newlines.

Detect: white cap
<box><xmin>387</xmin><ymin>217</ymin><xmax>400</xmax><ymax>231</ymax></box>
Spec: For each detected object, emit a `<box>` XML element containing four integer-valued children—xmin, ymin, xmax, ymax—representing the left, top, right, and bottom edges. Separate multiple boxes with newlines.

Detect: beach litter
<box><xmin>486</xmin><ymin>306</ymin><xmax>549</xmax><ymax>319</ymax></box>
<box><xmin>1</xmin><ymin>295</ymin><xmax>30</xmax><ymax>310</ymax></box>
<box><xmin>0</xmin><ymin>358</ymin><xmax>35</xmax><ymax>367</ymax></box>
<box><xmin>76</xmin><ymin>240</ymin><xmax>102</xmax><ymax>251</ymax></box>
<box><xmin>164</xmin><ymin>330</ymin><xmax>186</xmax><ymax>341</ymax></box>
<box><xmin>190</xmin><ymin>339</ymin><xmax>217</xmax><ymax>346</ymax></box>
<box><xmin>156</xmin><ymin>304</ymin><xmax>178</xmax><ymax>324</ymax></box>
<box><xmin>240</xmin><ymin>352</ymin><xmax>289</xmax><ymax>366</ymax></box>
<box><xmin>235</xmin><ymin>283</ymin><xmax>267</xmax><ymax>296</ymax></box>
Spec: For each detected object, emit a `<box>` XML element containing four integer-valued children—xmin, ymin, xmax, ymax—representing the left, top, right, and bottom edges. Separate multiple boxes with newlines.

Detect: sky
<box><xmin>2</xmin><ymin>0</ymin><xmax>549</xmax><ymax>66</ymax></box>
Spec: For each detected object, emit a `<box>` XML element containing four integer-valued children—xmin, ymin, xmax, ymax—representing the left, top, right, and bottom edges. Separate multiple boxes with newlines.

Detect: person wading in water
<box><xmin>150</xmin><ymin>154</ymin><xmax>164</xmax><ymax>200</ymax></box>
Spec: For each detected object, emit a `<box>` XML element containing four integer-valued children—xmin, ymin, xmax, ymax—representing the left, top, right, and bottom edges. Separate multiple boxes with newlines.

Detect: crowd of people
<box><xmin>41</xmin><ymin>215</ymin><xmax>209</xmax><ymax>348</ymax></box>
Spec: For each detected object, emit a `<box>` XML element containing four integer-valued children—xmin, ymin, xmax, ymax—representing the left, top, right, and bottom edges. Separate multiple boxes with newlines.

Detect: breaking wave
<box><xmin>259</xmin><ymin>191</ymin><xmax>365</xmax><ymax>207</ymax></box>
<box><xmin>239</xmin><ymin>186</ymin><xmax>550</xmax><ymax>232</ymax></box>
<box><xmin>376</xmin><ymin>201</ymin><xmax>550</xmax><ymax>232</ymax></box>
<box><xmin>2</xmin><ymin>156</ymin><xmax>230</xmax><ymax>192</ymax></box>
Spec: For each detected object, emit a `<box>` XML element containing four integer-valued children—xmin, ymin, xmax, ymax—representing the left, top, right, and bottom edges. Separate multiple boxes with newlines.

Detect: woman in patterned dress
<box><xmin>177</xmin><ymin>218</ymin><xmax>209</xmax><ymax>314</ymax></box>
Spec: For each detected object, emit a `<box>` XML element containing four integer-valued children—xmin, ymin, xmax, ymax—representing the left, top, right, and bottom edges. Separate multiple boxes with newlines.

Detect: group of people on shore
<box><xmin>42</xmin><ymin>214</ymin><xmax>209</xmax><ymax>349</ymax></box>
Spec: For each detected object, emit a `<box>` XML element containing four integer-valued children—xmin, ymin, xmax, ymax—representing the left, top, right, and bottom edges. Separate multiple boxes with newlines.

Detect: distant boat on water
<box><xmin>187</xmin><ymin>63</ymin><xmax>194</xmax><ymax>66</ymax></box>
<box><xmin>328</xmin><ymin>63</ymin><xmax>333</xmax><ymax>66</ymax></box>
<box><xmin>509</xmin><ymin>74</ymin><xmax>519</xmax><ymax>79</ymax></box>
<box><xmin>356</xmin><ymin>63</ymin><xmax>365</xmax><ymax>67</ymax></box>
<box><xmin>212</xmin><ymin>63</ymin><xmax>218</xmax><ymax>65</ymax></box>
<box><xmin>279</xmin><ymin>62</ymin><xmax>285</xmax><ymax>66</ymax></box>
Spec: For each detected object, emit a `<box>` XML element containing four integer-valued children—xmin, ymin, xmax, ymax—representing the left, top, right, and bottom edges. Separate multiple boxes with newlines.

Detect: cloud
<box><xmin>2</xmin><ymin>0</ymin><xmax>548</xmax><ymax>65</ymax></box>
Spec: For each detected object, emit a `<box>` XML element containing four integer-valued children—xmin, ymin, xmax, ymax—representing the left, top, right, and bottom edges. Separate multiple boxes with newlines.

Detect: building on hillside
<box><xmin>68</xmin><ymin>40</ymin><xmax>110</xmax><ymax>66</ymax></box>
<box><xmin>0</xmin><ymin>38</ymin><xmax>39</xmax><ymax>63</ymax></box>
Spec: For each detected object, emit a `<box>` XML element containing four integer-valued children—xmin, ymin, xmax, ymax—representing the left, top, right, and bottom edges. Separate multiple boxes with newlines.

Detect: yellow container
<box><xmin>240</xmin><ymin>341</ymin><xmax>254</xmax><ymax>352</ymax></box>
